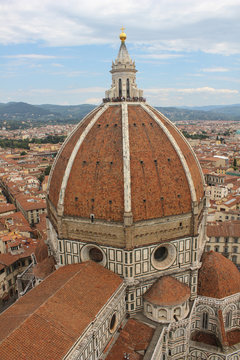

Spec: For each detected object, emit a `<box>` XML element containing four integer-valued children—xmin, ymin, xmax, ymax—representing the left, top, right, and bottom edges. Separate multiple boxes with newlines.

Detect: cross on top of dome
<box><xmin>119</xmin><ymin>27</ymin><xmax>127</xmax><ymax>42</ymax></box>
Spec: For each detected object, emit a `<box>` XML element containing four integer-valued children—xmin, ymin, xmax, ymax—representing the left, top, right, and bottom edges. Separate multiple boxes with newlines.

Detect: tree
<box><xmin>44</xmin><ymin>165</ymin><xmax>52</xmax><ymax>176</ymax></box>
<box><xmin>233</xmin><ymin>158</ymin><xmax>238</xmax><ymax>171</ymax></box>
<box><xmin>38</xmin><ymin>174</ymin><xmax>45</xmax><ymax>184</ymax></box>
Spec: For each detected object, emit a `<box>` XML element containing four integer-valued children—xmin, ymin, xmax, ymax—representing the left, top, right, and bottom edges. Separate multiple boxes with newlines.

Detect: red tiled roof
<box><xmin>49</xmin><ymin>107</ymin><xmax>100</xmax><ymax>209</ymax></box>
<box><xmin>198</xmin><ymin>251</ymin><xmax>240</xmax><ymax>298</ymax></box>
<box><xmin>0</xmin><ymin>203</ymin><xmax>16</xmax><ymax>214</ymax></box>
<box><xmin>0</xmin><ymin>261</ymin><xmax>123</xmax><ymax>360</ymax></box>
<box><xmin>1</xmin><ymin>211</ymin><xmax>32</xmax><ymax>233</ymax></box>
<box><xmin>207</xmin><ymin>221</ymin><xmax>240</xmax><ymax>238</ymax></box>
<box><xmin>63</xmin><ymin>105</ymin><xmax>124</xmax><ymax>221</ymax></box>
<box><xmin>227</xmin><ymin>329</ymin><xmax>240</xmax><ymax>346</ymax></box>
<box><xmin>191</xmin><ymin>331</ymin><xmax>221</xmax><ymax>347</ymax></box>
<box><xmin>0</xmin><ymin>247</ymin><xmax>34</xmax><ymax>267</ymax></box>
<box><xmin>105</xmin><ymin>318</ymin><xmax>154</xmax><ymax>360</ymax></box>
<box><xmin>34</xmin><ymin>239</ymin><xmax>49</xmax><ymax>263</ymax></box>
<box><xmin>16</xmin><ymin>194</ymin><xmax>46</xmax><ymax>211</ymax></box>
<box><xmin>143</xmin><ymin>276</ymin><xmax>190</xmax><ymax>306</ymax></box>
<box><xmin>33</xmin><ymin>255</ymin><xmax>56</xmax><ymax>279</ymax></box>
<box><xmin>48</xmin><ymin>103</ymin><xmax>204</xmax><ymax>224</ymax></box>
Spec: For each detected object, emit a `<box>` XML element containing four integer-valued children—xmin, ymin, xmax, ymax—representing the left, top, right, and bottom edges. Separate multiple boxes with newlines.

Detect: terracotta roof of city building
<box><xmin>0</xmin><ymin>203</ymin><xmax>16</xmax><ymax>214</ymax></box>
<box><xmin>0</xmin><ymin>211</ymin><xmax>32</xmax><ymax>234</ymax></box>
<box><xmin>143</xmin><ymin>276</ymin><xmax>191</xmax><ymax>306</ymax></box>
<box><xmin>198</xmin><ymin>251</ymin><xmax>240</xmax><ymax>298</ymax></box>
<box><xmin>16</xmin><ymin>194</ymin><xmax>46</xmax><ymax>211</ymax></box>
<box><xmin>0</xmin><ymin>247</ymin><xmax>35</xmax><ymax>267</ymax></box>
<box><xmin>0</xmin><ymin>261</ymin><xmax>123</xmax><ymax>360</ymax></box>
<box><xmin>207</xmin><ymin>220</ymin><xmax>240</xmax><ymax>238</ymax></box>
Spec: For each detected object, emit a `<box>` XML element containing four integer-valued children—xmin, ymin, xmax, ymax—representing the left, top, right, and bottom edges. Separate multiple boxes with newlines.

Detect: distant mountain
<box><xmin>39</xmin><ymin>104</ymin><xmax>96</xmax><ymax>118</ymax></box>
<box><xmin>155</xmin><ymin>106</ymin><xmax>240</xmax><ymax>122</ymax></box>
<box><xmin>0</xmin><ymin>102</ymin><xmax>97</xmax><ymax>129</ymax></box>
<box><xmin>180</xmin><ymin>104</ymin><xmax>240</xmax><ymax>117</ymax></box>
<box><xmin>0</xmin><ymin>102</ymin><xmax>239</xmax><ymax>131</ymax></box>
<box><xmin>0</xmin><ymin>102</ymin><xmax>51</xmax><ymax>116</ymax></box>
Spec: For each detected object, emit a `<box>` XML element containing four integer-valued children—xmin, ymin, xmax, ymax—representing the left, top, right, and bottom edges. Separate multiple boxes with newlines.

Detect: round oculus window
<box><xmin>154</xmin><ymin>246</ymin><xmax>168</xmax><ymax>262</ymax></box>
<box><xmin>152</xmin><ymin>243</ymin><xmax>176</xmax><ymax>270</ymax></box>
<box><xmin>81</xmin><ymin>244</ymin><xmax>106</xmax><ymax>266</ymax></box>
<box><xmin>89</xmin><ymin>247</ymin><xmax>103</xmax><ymax>262</ymax></box>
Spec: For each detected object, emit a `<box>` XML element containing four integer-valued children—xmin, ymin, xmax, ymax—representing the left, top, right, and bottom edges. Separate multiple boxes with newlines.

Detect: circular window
<box><xmin>89</xmin><ymin>247</ymin><xmax>103</xmax><ymax>262</ymax></box>
<box><xmin>81</xmin><ymin>244</ymin><xmax>106</xmax><ymax>266</ymax></box>
<box><xmin>109</xmin><ymin>313</ymin><xmax>118</xmax><ymax>333</ymax></box>
<box><xmin>152</xmin><ymin>243</ymin><xmax>176</xmax><ymax>270</ymax></box>
<box><xmin>154</xmin><ymin>246</ymin><xmax>168</xmax><ymax>262</ymax></box>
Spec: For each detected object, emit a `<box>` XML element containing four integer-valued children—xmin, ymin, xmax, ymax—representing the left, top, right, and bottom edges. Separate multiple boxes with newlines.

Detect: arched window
<box><xmin>119</xmin><ymin>79</ymin><xmax>122</xmax><ymax>97</ymax></box>
<box><xmin>158</xmin><ymin>308</ymin><xmax>167</xmax><ymax>320</ymax></box>
<box><xmin>127</xmin><ymin>78</ymin><xmax>130</xmax><ymax>97</ymax></box>
<box><xmin>202</xmin><ymin>312</ymin><xmax>209</xmax><ymax>329</ymax></box>
<box><xmin>147</xmin><ymin>304</ymin><xmax>152</xmax><ymax>315</ymax></box>
<box><xmin>225</xmin><ymin>311</ymin><xmax>232</xmax><ymax>328</ymax></box>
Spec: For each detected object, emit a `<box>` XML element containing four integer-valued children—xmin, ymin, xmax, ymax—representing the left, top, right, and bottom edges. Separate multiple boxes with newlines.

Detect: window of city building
<box><xmin>224</xmin><ymin>246</ymin><xmax>228</xmax><ymax>253</ymax></box>
<box><xmin>214</xmin><ymin>246</ymin><xmax>219</xmax><ymax>252</ymax></box>
<box><xmin>216</xmin><ymin>237</ymin><xmax>220</xmax><ymax>243</ymax></box>
<box><xmin>232</xmin><ymin>255</ymin><xmax>237</xmax><ymax>264</ymax></box>
<box><xmin>233</xmin><ymin>246</ymin><xmax>238</xmax><ymax>253</ymax></box>
<box><xmin>234</xmin><ymin>238</ymin><xmax>238</xmax><ymax>243</ymax></box>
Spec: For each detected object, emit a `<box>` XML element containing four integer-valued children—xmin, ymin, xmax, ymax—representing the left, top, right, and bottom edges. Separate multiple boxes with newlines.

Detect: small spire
<box><xmin>119</xmin><ymin>27</ymin><xmax>127</xmax><ymax>42</ymax></box>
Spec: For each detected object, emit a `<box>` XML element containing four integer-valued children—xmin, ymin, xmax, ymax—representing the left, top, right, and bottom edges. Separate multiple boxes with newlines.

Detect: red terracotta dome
<box><xmin>198</xmin><ymin>251</ymin><xmax>240</xmax><ymax>299</ymax></box>
<box><xmin>48</xmin><ymin>103</ymin><xmax>204</xmax><ymax>223</ymax></box>
<box><xmin>143</xmin><ymin>275</ymin><xmax>191</xmax><ymax>306</ymax></box>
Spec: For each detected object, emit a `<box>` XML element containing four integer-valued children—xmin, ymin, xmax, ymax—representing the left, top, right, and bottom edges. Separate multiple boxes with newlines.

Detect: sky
<box><xmin>0</xmin><ymin>0</ymin><xmax>240</xmax><ymax>107</ymax></box>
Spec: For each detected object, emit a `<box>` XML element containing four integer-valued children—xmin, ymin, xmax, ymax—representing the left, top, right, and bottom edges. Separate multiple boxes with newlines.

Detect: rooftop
<box><xmin>0</xmin><ymin>261</ymin><xmax>123</xmax><ymax>360</ymax></box>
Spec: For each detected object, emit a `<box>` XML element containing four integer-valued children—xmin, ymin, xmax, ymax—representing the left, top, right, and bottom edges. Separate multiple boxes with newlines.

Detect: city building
<box><xmin>206</xmin><ymin>221</ymin><xmax>240</xmax><ymax>269</ymax></box>
<box><xmin>0</xmin><ymin>31</ymin><xmax>239</xmax><ymax>360</ymax></box>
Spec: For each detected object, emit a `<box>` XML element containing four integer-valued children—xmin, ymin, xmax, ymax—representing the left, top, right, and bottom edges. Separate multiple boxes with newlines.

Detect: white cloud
<box><xmin>145</xmin><ymin>87</ymin><xmax>238</xmax><ymax>95</ymax></box>
<box><xmin>29</xmin><ymin>87</ymin><xmax>105</xmax><ymax>95</ymax></box>
<box><xmin>84</xmin><ymin>97</ymin><xmax>102</xmax><ymax>104</ymax></box>
<box><xmin>201</xmin><ymin>67</ymin><xmax>229</xmax><ymax>73</ymax></box>
<box><xmin>51</xmin><ymin>63</ymin><xmax>64</xmax><ymax>68</ymax></box>
<box><xmin>3</xmin><ymin>54</ymin><xmax>57</xmax><ymax>59</ymax></box>
<box><xmin>0</xmin><ymin>0</ymin><xmax>240</xmax><ymax>55</ymax></box>
<box><xmin>177</xmin><ymin>87</ymin><xmax>238</xmax><ymax>94</ymax></box>
<box><xmin>144</xmin><ymin>85</ymin><xmax>240</xmax><ymax>106</ymax></box>
<box><xmin>137</xmin><ymin>53</ymin><xmax>184</xmax><ymax>60</ymax></box>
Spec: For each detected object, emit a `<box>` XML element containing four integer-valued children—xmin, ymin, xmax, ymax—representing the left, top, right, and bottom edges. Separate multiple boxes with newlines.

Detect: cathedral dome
<box><xmin>48</xmin><ymin>104</ymin><xmax>204</xmax><ymax>223</ymax></box>
<box><xmin>198</xmin><ymin>251</ymin><xmax>240</xmax><ymax>299</ymax></box>
<box><xmin>47</xmin><ymin>32</ymin><xmax>205</xmax><ymax>251</ymax></box>
<box><xmin>143</xmin><ymin>276</ymin><xmax>190</xmax><ymax>306</ymax></box>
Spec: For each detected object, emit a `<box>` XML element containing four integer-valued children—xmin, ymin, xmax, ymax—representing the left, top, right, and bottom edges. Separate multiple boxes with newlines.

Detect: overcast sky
<box><xmin>0</xmin><ymin>0</ymin><xmax>240</xmax><ymax>107</ymax></box>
